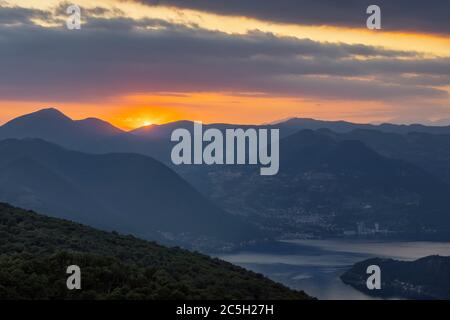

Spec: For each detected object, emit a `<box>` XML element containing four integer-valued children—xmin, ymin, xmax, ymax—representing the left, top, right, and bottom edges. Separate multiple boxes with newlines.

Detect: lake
<box><xmin>219</xmin><ymin>240</ymin><xmax>450</xmax><ymax>300</ymax></box>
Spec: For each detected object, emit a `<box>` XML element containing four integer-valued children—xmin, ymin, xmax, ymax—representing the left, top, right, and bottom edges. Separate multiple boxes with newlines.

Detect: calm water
<box><xmin>219</xmin><ymin>240</ymin><xmax>450</xmax><ymax>300</ymax></box>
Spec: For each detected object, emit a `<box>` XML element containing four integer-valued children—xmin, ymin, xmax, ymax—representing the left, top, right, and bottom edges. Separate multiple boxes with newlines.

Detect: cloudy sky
<box><xmin>1</xmin><ymin>0</ymin><xmax>450</xmax><ymax>129</ymax></box>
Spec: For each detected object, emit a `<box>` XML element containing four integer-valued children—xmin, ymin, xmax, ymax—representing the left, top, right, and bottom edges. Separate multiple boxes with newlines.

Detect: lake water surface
<box><xmin>219</xmin><ymin>240</ymin><xmax>450</xmax><ymax>300</ymax></box>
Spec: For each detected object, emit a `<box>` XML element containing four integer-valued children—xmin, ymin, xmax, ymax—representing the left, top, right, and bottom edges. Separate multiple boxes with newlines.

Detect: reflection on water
<box><xmin>219</xmin><ymin>240</ymin><xmax>450</xmax><ymax>300</ymax></box>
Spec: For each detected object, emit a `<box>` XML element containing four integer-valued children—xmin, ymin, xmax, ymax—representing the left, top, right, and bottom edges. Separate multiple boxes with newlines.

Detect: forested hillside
<box><xmin>0</xmin><ymin>203</ymin><xmax>311</xmax><ymax>300</ymax></box>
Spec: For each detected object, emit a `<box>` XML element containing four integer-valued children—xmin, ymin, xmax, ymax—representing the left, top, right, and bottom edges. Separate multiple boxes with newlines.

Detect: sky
<box><xmin>0</xmin><ymin>0</ymin><xmax>450</xmax><ymax>130</ymax></box>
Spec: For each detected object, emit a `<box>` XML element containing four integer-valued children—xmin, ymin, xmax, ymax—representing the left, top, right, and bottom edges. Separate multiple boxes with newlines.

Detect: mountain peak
<box><xmin>76</xmin><ymin>117</ymin><xmax>124</xmax><ymax>135</ymax></box>
<box><xmin>0</xmin><ymin>108</ymin><xmax>123</xmax><ymax>149</ymax></box>
<box><xmin>34</xmin><ymin>107</ymin><xmax>65</xmax><ymax>115</ymax></box>
<box><xmin>4</xmin><ymin>108</ymin><xmax>72</xmax><ymax>127</ymax></box>
<box><xmin>28</xmin><ymin>107</ymin><xmax>70</xmax><ymax>119</ymax></box>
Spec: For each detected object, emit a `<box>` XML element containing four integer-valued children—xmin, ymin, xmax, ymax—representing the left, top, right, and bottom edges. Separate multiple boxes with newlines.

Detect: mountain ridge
<box><xmin>0</xmin><ymin>138</ymin><xmax>259</xmax><ymax>250</ymax></box>
<box><xmin>0</xmin><ymin>108</ymin><xmax>124</xmax><ymax>151</ymax></box>
<box><xmin>182</xmin><ymin>129</ymin><xmax>450</xmax><ymax>238</ymax></box>
<box><xmin>6</xmin><ymin>108</ymin><xmax>450</xmax><ymax>140</ymax></box>
<box><xmin>4</xmin><ymin>108</ymin><xmax>450</xmax><ymax>167</ymax></box>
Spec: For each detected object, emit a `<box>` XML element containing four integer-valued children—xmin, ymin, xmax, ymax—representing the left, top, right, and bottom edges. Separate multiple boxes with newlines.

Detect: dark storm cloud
<box><xmin>0</xmin><ymin>12</ymin><xmax>448</xmax><ymax>103</ymax></box>
<box><xmin>141</xmin><ymin>0</ymin><xmax>450</xmax><ymax>35</ymax></box>
<box><xmin>0</xmin><ymin>5</ymin><xmax>51</xmax><ymax>25</ymax></box>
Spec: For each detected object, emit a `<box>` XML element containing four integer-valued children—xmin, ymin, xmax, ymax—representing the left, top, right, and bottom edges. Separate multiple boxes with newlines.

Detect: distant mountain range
<box><xmin>2</xmin><ymin>108</ymin><xmax>450</xmax><ymax>240</ymax></box>
<box><xmin>185</xmin><ymin>129</ymin><xmax>450</xmax><ymax>237</ymax></box>
<box><xmin>341</xmin><ymin>255</ymin><xmax>450</xmax><ymax>300</ymax></box>
<box><xmin>0</xmin><ymin>202</ymin><xmax>311</xmax><ymax>300</ymax></box>
<box><xmin>0</xmin><ymin>108</ymin><xmax>124</xmax><ymax>150</ymax></box>
<box><xmin>4</xmin><ymin>108</ymin><xmax>450</xmax><ymax>162</ymax></box>
<box><xmin>320</xmin><ymin>129</ymin><xmax>450</xmax><ymax>185</ymax></box>
<box><xmin>276</xmin><ymin>118</ymin><xmax>450</xmax><ymax>135</ymax></box>
<box><xmin>0</xmin><ymin>138</ymin><xmax>258</xmax><ymax>250</ymax></box>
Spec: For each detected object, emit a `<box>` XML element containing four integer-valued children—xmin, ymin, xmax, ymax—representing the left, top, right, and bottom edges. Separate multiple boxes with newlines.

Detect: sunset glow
<box><xmin>1</xmin><ymin>0</ymin><xmax>450</xmax><ymax>128</ymax></box>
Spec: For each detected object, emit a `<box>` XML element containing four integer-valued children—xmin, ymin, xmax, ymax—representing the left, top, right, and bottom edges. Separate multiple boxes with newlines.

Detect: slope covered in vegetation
<box><xmin>0</xmin><ymin>203</ymin><xmax>311</xmax><ymax>300</ymax></box>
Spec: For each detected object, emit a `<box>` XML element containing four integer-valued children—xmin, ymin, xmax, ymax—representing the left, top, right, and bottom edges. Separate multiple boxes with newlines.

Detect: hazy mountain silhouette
<box><xmin>5</xmin><ymin>108</ymin><xmax>450</xmax><ymax>143</ymax></box>
<box><xmin>188</xmin><ymin>130</ymin><xmax>450</xmax><ymax>237</ymax></box>
<box><xmin>0</xmin><ymin>108</ymin><xmax>124</xmax><ymax>151</ymax></box>
<box><xmin>130</xmin><ymin>120</ymin><xmax>195</xmax><ymax>139</ymax></box>
<box><xmin>276</xmin><ymin>117</ymin><xmax>450</xmax><ymax>135</ymax></box>
<box><xmin>131</xmin><ymin>117</ymin><xmax>450</xmax><ymax>139</ymax></box>
<box><xmin>3</xmin><ymin>109</ymin><xmax>450</xmax><ymax>238</ymax></box>
<box><xmin>0</xmin><ymin>138</ymin><xmax>258</xmax><ymax>249</ymax></box>
<box><xmin>4</xmin><ymin>108</ymin><xmax>450</xmax><ymax>167</ymax></box>
<box><xmin>318</xmin><ymin>128</ymin><xmax>450</xmax><ymax>185</ymax></box>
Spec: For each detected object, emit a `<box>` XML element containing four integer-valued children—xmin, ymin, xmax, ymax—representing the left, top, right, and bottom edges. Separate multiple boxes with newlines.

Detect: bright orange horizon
<box><xmin>0</xmin><ymin>99</ymin><xmax>442</xmax><ymax>132</ymax></box>
<box><xmin>0</xmin><ymin>92</ymin><xmax>413</xmax><ymax>131</ymax></box>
